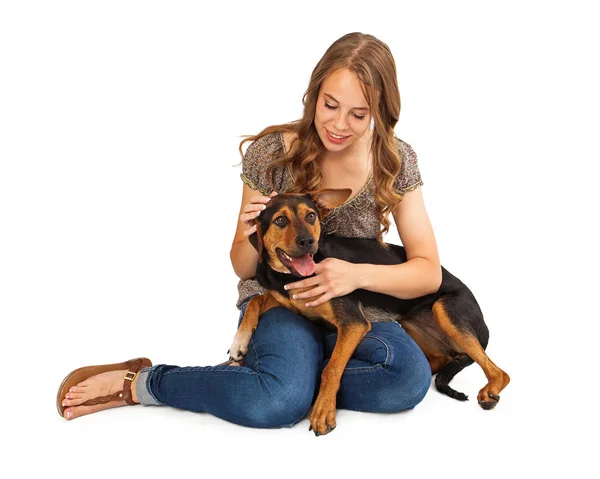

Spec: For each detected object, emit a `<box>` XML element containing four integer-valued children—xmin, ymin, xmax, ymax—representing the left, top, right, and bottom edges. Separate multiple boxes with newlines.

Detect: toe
<box><xmin>64</xmin><ymin>402</ymin><xmax>123</xmax><ymax>420</ymax></box>
<box><xmin>62</xmin><ymin>395</ymin><xmax>87</xmax><ymax>407</ymax></box>
<box><xmin>64</xmin><ymin>405</ymin><xmax>91</xmax><ymax>420</ymax></box>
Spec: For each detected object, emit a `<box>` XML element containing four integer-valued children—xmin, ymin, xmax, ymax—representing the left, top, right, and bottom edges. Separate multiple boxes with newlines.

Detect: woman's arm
<box><xmin>230</xmin><ymin>183</ymin><xmax>269</xmax><ymax>280</ymax></box>
<box><xmin>356</xmin><ymin>186</ymin><xmax>442</xmax><ymax>299</ymax></box>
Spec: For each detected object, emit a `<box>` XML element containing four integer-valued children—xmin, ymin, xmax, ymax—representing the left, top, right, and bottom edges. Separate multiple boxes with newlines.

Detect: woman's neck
<box><xmin>320</xmin><ymin>130</ymin><xmax>373</xmax><ymax>177</ymax></box>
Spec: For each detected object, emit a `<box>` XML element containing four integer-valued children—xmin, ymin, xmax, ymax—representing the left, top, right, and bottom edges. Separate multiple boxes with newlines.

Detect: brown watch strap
<box><xmin>81</xmin><ymin>358</ymin><xmax>146</xmax><ymax>407</ymax></box>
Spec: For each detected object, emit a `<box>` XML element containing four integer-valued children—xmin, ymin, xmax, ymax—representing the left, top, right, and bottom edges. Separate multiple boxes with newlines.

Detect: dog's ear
<box><xmin>311</xmin><ymin>188</ymin><xmax>352</xmax><ymax>218</ymax></box>
<box><xmin>248</xmin><ymin>219</ymin><xmax>264</xmax><ymax>263</ymax></box>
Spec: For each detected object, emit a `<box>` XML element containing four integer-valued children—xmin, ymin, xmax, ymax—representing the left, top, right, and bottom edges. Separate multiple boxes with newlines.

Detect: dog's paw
<box><xmin>309</xmin><ymin>396</ymin><xmax>337</xmax><ymax>436</ymax></box>
<box><xmin>228</xmin><ymin>330</ymin><xmax>252</xmax><ymax>362</ymax></box>
<box><xmin>477</xmin><ymin>389</ymin><xmax>500</xmax><ymax>410</ymax></box>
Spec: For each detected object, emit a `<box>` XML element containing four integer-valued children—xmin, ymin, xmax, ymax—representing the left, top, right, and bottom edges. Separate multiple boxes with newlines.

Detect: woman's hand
<box><xmin>284</xmin><ymin>258</ymin><xmax>361</xmax><ymax>307</ymax></box>
<box><xmin>240</xmin><ymin>191</ymin><xmax>278</xmax><ymax>237</ymax></box>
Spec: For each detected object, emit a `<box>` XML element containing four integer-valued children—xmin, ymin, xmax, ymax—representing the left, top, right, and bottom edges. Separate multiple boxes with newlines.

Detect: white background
<box><xmin>1</xmin><ymin>1</ymin><xmax>598</xmax><ymax>477</ymax></box>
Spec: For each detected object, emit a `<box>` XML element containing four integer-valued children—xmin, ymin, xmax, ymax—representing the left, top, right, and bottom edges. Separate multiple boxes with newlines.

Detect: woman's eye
<box><xmin>324</xmin><ymin>102</ymin><xmax>365</xmax><ymax>120</ymax></box>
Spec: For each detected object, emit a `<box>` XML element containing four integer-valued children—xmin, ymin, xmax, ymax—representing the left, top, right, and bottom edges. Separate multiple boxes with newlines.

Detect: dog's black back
<box><xmin>318</xmin><ymin>236</ymin><xmax>485</xmax><ymax>338</ymax></box>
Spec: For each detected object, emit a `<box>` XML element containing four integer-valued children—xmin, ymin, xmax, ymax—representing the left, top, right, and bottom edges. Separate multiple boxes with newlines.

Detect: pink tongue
<box><xmin>291</xmin><ymin>254</ymin><xmax>315</xmax><ymax>276</ymax></box>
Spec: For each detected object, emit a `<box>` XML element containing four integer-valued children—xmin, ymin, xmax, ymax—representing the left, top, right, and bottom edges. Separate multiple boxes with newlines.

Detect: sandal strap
<box><xmin>81</xmin><ymin>358</ymin><xmax>146</xmax><ymax>407</ymax></box>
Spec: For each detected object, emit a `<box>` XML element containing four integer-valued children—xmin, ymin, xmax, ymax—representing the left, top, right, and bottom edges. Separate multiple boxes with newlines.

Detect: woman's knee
<box><xmin>240</xmin><ymin>306</ymin><xmax>323</xmax><ymax>372</ymax></box>
<box><xmin>356</xmin><ymin>356</ymin><xmax>430</xmax><ymax>413</ymax></box>
<box><xmin>385</xmin><ymin>339</ymin><xmax>432</xmax><ymax>411</ymax></box>
<box><xmin>358</xmin><ymin>323</ymin><xmax>432</xmax><ymax>412</ymax></box>
<box><xmin>399</xmin><ymin>351</ymin><xmax>432</xmax><ymax>409</ymax></box>
<box><xmin>241</xmin><ymin>307</ymin><xmax>323</xmax><ymax>428</ymax></box>
<box><xmin>255</xmin><ymin>308</ymin><xmax>323</xmax><ymax>361</ymax></box>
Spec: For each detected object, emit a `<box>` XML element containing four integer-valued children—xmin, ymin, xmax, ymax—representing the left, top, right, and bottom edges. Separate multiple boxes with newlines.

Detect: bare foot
<box><xmin>61</xmin><ymin>369</ymin><xmax>138</xmax><ymax>420</ymax></box>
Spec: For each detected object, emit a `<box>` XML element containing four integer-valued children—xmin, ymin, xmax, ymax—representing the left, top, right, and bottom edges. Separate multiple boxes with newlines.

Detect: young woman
<box><xmin>58</xmin><ymin>32</ymin><xmax>439</xmax><ymax>428</ymax></box>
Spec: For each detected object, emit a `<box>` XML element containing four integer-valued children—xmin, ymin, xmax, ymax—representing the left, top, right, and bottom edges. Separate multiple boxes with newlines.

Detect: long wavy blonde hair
<box><xmin>238</xmin><ymin>32</ymin><xmax>405</xmax><ymax>242</ymax></box>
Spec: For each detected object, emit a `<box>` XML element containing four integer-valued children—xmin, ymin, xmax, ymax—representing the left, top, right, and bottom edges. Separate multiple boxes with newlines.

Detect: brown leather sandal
<box><xmin>56</xmin><ymin>357</ymin><xmax>152</xmax><ymax>418</ymax></box>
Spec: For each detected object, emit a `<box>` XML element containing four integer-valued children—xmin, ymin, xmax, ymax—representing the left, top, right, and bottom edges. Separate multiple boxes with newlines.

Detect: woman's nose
<box><xmin>333</xmin><ymin>110</ymin><xmax>348</xmax><ymax>131</ymax></box>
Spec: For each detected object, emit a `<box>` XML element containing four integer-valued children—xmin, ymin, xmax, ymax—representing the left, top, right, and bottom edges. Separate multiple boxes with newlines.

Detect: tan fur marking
<box><xmin>401</xmin><ymin>321</ymin><xmax>452</xmax><ymax>373</ymax></box>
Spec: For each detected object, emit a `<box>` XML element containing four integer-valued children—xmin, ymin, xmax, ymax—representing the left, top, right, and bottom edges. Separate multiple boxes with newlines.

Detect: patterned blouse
<box><xmin>236</xmin><ymin>130</ymin><xmax>423</xmax><ymax>308</ymax></box>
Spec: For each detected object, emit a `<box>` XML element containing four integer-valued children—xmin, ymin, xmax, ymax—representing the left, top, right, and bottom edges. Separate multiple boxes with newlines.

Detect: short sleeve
<box><xmin>240</xmin><ymin>132</ymin><xmax>288</xmax><ymax>195</ymax></box>
<box><xmin>393</xmin><ymin>138</ymin><xmax>424</xmax><ymax>194</ymax></box>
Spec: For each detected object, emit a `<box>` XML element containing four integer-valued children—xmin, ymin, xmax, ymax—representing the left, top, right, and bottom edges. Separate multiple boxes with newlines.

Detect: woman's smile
<box><xmin>324</xmin><ymin>128</ymin><xmax>351</xmax><ymax>144</ymax></box>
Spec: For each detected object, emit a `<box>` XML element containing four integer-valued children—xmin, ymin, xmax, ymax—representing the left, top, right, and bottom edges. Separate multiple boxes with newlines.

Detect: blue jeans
<box><xmin>136</xmin><ymin>297</ymin><xmax>431</xmax><ymax>428</ymax></box>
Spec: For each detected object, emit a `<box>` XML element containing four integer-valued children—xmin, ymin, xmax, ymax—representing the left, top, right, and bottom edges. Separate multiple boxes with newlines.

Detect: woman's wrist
<box><xmin>354</xmin><ymin>263</ymin><xmax>371</xmax><ymax>290</ymax></box>
<box><xmin>354</xmin><ymin>259</ymin><xmax>441</xmax><ymax>299</ymax></box>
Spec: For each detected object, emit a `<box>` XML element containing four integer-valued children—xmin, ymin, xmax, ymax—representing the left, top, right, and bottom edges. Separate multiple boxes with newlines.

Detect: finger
<box><xmin>284</xmin><ymin>277</ymin><xmax>320</xmax><ymax>291</ymax></box>
<box><xmin>244</xmin><ymin>204</ymin><xmax>267</xmax><ymax>213</ymax></box>
<box><xmin>292</xmin><ymin>286</ymin><xmax>326</xmax><ymax>300</ymax></box>
<box><xmin>244</xmin><ymin>224</ymin><xmax>257</xmax><ymax>236</ymax></box>
<box><xmin>240</xmin><ymin>211</ymin><xmax>262</xmax><ymax>222</ymax></box>
<box><xmin>269</xmin><ymin>191</ymin><xmax>279</xmax><ymax>197</ymax></box>
<box><xmin>250</xmin><ymin>195</ymin><xmax>274</xmax><ymax>204</ymax></box>
<box><xmin>306</xmin><ymin>293</ymin><xmax>332</xmax><ymax>308</ymax></box>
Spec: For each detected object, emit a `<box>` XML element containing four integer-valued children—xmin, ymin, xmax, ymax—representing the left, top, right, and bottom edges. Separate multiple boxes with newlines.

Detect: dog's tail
<box><xmin>434</xmin><ymin>354</ymin><xmax>474</xmax><ymax>401</ymax></box>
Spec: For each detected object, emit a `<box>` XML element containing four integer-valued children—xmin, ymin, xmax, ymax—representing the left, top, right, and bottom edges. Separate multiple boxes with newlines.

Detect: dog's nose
<box><xmin>296</xmin><ymin>235</ymin><xmax>315</xmax><ymax>250</ymax></box>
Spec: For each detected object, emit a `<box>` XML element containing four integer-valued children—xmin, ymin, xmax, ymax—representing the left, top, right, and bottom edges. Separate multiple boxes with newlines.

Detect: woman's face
<box><xmin>314</xmin><ymin>68</ymin><xmax>372</xmax><ymax>152</ymax></box>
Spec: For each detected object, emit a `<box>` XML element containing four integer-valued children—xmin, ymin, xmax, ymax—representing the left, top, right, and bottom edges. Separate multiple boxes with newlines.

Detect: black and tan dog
<box><xmin>229</xmin><ymin>189</ymin><xmax>509</xmax><ymax>436</ymax></box>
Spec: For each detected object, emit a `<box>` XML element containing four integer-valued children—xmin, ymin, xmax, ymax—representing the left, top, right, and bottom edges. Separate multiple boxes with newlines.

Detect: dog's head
<box><xmin>249</xmin><ymin>189</ymin><xmax>351</xmax><ymax>277</ymax></box>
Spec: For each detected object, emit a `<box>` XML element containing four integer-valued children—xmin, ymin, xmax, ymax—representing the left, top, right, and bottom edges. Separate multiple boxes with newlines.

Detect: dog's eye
<box><xmin>274</xmin><ymin>216</ymin><xmax>288</xmax><ymax>227</ymax></box>
<box><xmin>306</xmin><ymin>212</ymin><xmax>317</xmax><ymax>223</ymax></box>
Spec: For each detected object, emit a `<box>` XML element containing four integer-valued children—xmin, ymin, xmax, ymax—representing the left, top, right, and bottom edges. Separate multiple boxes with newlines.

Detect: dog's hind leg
<box><xmin>432</xmin><ymin>299</ymin><xmax>510</xmax><ymax>409</ymax></box>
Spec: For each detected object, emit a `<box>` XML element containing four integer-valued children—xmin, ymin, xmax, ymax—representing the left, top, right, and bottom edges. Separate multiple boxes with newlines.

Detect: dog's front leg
<box><xmin>310</xmin><ymin>318</ymin><xmax>371</xmax><ymax>436</ymax></box>
<box><xmin>228</xmin><ymin>293</ymin><xmax>278</xmax><ymax>363</ymax></box>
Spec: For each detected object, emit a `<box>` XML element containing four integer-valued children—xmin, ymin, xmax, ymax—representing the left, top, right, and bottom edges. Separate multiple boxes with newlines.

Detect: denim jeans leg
<box><xmin>135</xmin><ymin>299</ymin><xmax>325</xmax><ymax>428</ymax></box>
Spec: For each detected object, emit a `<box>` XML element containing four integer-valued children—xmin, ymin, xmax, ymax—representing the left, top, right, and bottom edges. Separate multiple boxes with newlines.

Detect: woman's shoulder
<box><xmin>392</xmin><ymin>136</ymin><xmax>423</xmax><ymax>194</ymax></box>
<box><xmin>244</xmin><ymin>131</ymin><xmax>286</xmax><ymax>161</ymax></box>
<box><xmin>241</xmin><ymin>130</ymin><xmax>289</xmax><ymax>194</ymax></box>
<box><xmin>394</xmin><ymin>136</ymin><xmax>416</xmax><ymax>158</ymax></box>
